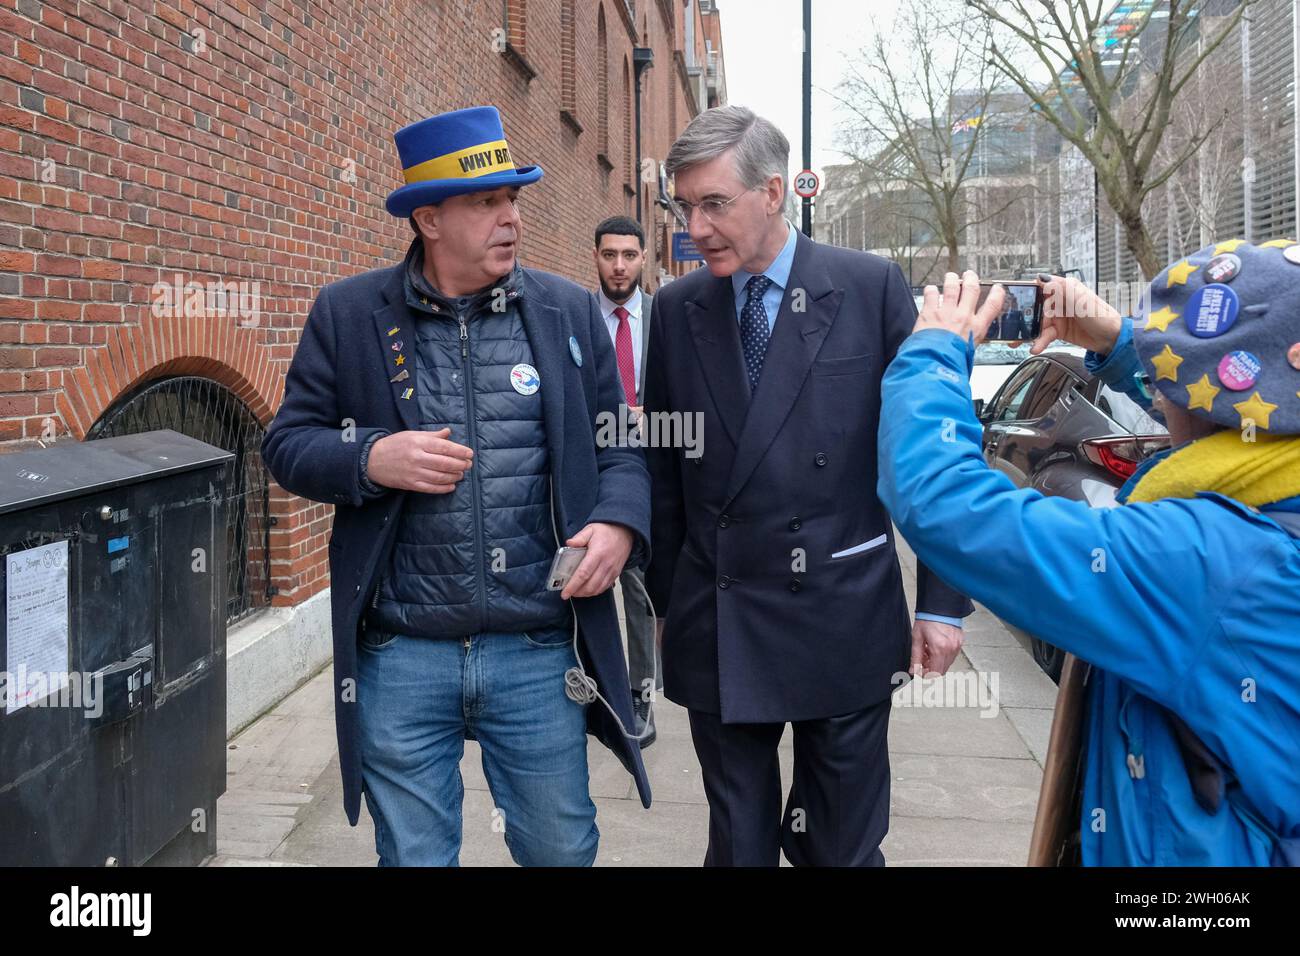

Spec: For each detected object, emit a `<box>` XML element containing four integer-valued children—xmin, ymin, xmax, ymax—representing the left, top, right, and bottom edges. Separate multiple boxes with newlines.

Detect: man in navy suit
<box><xmin>263</xmin><ymin>107</ymin><xmax>651</xmax><ymax>866</ymax></box>
<box><xmin>644</xmin><ymin>105</ymin><xmax>972</xmax><ymax>866</ymax></box>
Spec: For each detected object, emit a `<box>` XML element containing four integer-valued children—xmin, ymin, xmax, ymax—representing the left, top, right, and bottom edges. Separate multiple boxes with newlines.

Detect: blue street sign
<box><xmin>672</xmin><ymin>231</ymin><xmax>703</xmax><ymax>262</ymax></box>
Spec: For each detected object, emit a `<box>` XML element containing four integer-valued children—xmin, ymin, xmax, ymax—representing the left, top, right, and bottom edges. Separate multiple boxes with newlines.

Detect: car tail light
<box><xmin>1081</xmin><ymin>436</ymin><xmax>1169</xmax><ymax>481</ymax></box>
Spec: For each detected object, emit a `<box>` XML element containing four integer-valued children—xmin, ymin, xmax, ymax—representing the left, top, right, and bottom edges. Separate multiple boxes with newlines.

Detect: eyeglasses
<box><xmin>668</xmin><ymin>187</ymin><xmax>759</xmax><ymax>228</ymax></box>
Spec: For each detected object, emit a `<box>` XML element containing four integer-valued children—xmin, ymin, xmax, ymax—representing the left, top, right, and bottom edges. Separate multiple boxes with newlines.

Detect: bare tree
<box><xmin>832</xmin><ymin>0</ymin><xmax>993</xmax><ymax>270</ymax></box>
<box><xmin>1157</xmin><ymin>30</ymin><xmax>1257</xmax><ymax>252</ymax></box>
<box><xmin>876</xmin><ymin>181</ymin><xmax>951</xmax><ymax>285</ymax></box>
<box><xmin>835</xmin><ymin>0</ymin><xmax>1050</xmax><ymax>275</ymax></box>
<box><xmin>974</xmin><ymin>167</ymin><xmax>1059</xmax><ymax>276</ymax></box>
<box><xmin>967</xmin><ymin>0</ymin><xmax>1254</xmax><ymax>279</ymax></box>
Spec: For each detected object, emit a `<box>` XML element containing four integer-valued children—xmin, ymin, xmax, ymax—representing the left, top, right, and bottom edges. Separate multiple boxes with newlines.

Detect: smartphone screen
<box><xmin>977</xmin><ymin>281</ymin><xmax>1043</xmax><ymax>342</ymax></box>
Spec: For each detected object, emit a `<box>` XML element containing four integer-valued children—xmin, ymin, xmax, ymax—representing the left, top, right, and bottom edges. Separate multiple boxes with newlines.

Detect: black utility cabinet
<box><xmin>0</xmin><ymin>429</ymin><xmax>232</xmax><ymax>866</ymax></box>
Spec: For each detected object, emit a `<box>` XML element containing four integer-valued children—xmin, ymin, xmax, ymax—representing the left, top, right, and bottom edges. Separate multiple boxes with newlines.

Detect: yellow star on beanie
<box><xmin>1233</xmin><ymin>392</ymin><xmax>1279</xmax><ymax>430</ymax></box>
<box><xmin>1151</xmin><ymin>344</ymin><xmax>1184</xmax><ymax>382</ymax></box>
<box><xmin>1165</xmin><ymin>260</ymin><xmax>1198</xmax><ymax>287</ymax></box>
<box><xmin>1144</xmin><ymin>306</ymin><xmax>1179</xmax><ymax>332</ymax></box>
<box><xmin>1186</xmin><ymin>374</ymin><xmax>1221</xmax><ymax>412</ymax></box>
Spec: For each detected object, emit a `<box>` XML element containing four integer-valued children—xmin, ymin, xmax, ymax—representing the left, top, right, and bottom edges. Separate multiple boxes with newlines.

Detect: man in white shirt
<box><xmin>592</xmin><ymin>215</ymin><xmax>660</xmax><ymax>747</ymax></box>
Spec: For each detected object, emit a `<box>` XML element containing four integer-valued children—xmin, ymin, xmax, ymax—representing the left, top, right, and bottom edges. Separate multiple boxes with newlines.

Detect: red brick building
<box><xmin>0</xmin><ymin>0</ymin><xmax>725</xmax><ymax>723</ymax></box>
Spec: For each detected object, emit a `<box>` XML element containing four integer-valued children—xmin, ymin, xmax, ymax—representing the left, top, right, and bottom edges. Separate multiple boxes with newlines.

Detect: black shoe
<box><xmin>631</xmin><ymin>695</ymin><xmax>657</xmax><ymax>749</ymax></box>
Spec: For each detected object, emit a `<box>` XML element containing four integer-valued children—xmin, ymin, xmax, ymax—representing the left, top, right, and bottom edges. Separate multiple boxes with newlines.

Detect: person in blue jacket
<box><xmin>878</xmin><ymin>240</ymin><xmax>1300</xmax><ymax>865</ymax></box>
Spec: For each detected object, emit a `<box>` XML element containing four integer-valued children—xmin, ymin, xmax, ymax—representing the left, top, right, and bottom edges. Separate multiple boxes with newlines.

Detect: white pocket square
<box><xmin>830</xmin><ymin>533</ymin><xmax>888</xmax><ymax>559</ymax></box>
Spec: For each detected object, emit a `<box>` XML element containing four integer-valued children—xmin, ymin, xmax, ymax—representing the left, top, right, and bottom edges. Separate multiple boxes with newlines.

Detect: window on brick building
<box><xmin>501</xmin><ymin>0</ymin><xmax>536</xmax><ymax>79</ymax></box>
<box><xmin>503</xmin><ymin>0</ymin><xmax>527</xmax><ymax>53</ymax></box>
<box><xmin>667</xmin><ymin>37</ymin><xmax>676</xmax><ymax>135</ymax></box>
<box><xmin>623</xmin><ymin>56</ymin><xmax>633</xmax><ymax>195</ymax></box>
<box><xmin>597</xmin><ymin>5</ymin><xmax>611</xmax><ymax>166</ymax></box>
<box><xmin>87</xmin><ymin>376</ymin><xmax>272</xmax><ymax>626</ymax></box>
<box><xmin>560</xmin><ymin>0</ymin><xmax>580</xmax><ymax>132</ymax></box>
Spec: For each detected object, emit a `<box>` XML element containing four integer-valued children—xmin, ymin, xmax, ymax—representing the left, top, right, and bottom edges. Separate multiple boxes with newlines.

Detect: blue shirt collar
<box><xmin>731</xmin><ymin>219</ymin><xmax>797</xmax><ymax>299</ymax></box>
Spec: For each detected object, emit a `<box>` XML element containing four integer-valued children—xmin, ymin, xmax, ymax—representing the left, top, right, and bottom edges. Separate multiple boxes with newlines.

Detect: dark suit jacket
<box><xmin>638</xmin><ymin>292</ymin><xmax>652</xmax><ymax>405</ymax></box>
<box><xmin>643</xmin><ymin>230</ymin><xmax>972</xmax><ymax>723</ymax></box>
<box><xmin>262</xmin><ymin>263</ymin><xmax>653</xmax><ymax>825</ymax></box>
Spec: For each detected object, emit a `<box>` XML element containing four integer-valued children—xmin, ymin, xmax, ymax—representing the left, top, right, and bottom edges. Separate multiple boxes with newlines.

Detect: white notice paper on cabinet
<box><xmin>5</xmin><ymin>539</ymin><xmax>70</xmax><ymax>715</ymax></box>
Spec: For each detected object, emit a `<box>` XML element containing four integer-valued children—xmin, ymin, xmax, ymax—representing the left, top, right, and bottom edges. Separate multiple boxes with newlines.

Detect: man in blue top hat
<box><xmin>877</xmin><ymin>242</ymin><xmax>1300</xmax><ymax>865</ymax></box>
<box><xmin>262</xmin><ymin>106</ymin><xmax>653</xmax><ymax>866</ymax></box>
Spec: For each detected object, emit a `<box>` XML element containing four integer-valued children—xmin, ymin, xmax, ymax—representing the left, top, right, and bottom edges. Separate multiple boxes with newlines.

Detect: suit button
<box><xmin>789</xmin><ymin>517</ymin><xmax>801</xmax><ymax>531</ymax></box>
<box><xmin>814</xmin><ymin>452</ymin><xmax>828</xmax><ymax>467</ymax></box>
<box><xmin>718</xmin><ymin>575</ymin><xmax>731</xmax><ymax>589</ymax></box>
<box><xmin>718</xmin><ymin>514</ymin><xmax>730</xmax><ymax>528</ymax></box>
<box><xmin>788</xmin><ymin>578</ymin><xmax>802</xmax><ymax>592</ymax></box>
<box><xmin>354</xmin><ymin>584</ymin><xmax>361</xmax><ymax>593</ymax></box>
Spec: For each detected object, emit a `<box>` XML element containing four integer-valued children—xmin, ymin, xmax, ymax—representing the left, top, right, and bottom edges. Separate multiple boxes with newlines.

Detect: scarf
<box><xmin>1127</xmin><ymin>431</ymin><xmax>1300</xmax><ymax>507</ymax></box>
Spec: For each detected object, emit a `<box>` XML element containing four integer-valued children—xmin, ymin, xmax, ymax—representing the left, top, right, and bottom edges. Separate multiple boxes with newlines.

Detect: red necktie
<box><xmin>613</xmin><ymin>306</ymin><xmax>637</xmax><ymax>404</ymax></box>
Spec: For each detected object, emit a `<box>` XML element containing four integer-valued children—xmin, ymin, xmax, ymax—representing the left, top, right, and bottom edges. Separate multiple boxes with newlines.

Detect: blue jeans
<box><xmin>356</xmin><ymin>626</ymin><xmax>598</xmax><ymax>866</ymax></box>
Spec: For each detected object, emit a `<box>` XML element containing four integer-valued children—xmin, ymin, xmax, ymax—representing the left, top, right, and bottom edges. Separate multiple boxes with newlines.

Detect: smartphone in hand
<box><xmin>546</xmin><ymin>546</ymin><xmax>588</xmax><ymax>591</ymax></box>
<box><xmin>978</xmin><ymin>281</ymin><xmax>1043</xmax><ymax>342</ymax></box>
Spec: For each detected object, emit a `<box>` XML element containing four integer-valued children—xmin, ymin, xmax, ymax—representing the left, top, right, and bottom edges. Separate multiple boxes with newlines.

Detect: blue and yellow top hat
<box><xmin>1138</xmin><ymin>238</ymin><xmax>1300</xmax><ymax>434</ymax></box>
<box><xmin>385</xmin><ymin>106</ymin><xmax>543</xmax><ymax>217</ymax></box>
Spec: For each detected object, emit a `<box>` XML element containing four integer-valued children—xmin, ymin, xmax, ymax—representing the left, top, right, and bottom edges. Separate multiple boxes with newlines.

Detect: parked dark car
<box><xmin>975</xmin><ymin>346</ymin><xmax>1169</xmax><ymax>682</ymax></box>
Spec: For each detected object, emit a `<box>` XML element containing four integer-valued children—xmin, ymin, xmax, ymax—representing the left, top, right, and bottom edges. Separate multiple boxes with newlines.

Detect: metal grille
<box><xmin>86</xmin><ymin>376</ymin><xmax>271</xmax><ymax>626</ymax></box>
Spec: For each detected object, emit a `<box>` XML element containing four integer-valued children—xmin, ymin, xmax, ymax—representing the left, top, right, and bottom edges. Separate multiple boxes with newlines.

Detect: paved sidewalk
<box><xmin>205</xmin><ymin>539</ymin><xmax>1059</xmax><ymax>867</ymax></box>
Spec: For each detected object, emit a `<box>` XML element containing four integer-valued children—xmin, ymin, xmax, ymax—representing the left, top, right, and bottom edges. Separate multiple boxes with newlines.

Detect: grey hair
<box><xmin>665</xmin><ymin>105</ymin><xmax>789</xmax><ymax>203</ymax></box>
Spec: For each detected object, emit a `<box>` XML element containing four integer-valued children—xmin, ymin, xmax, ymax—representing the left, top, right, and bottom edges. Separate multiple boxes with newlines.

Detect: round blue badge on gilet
<box><xmin>569</xmin><ymin>335</ymin><xmax>582</xmax><ymax>366</ymax></box>
<box><xmin>1184</xmin><ymin>282</ymin><xmax>1240</xmax><ymax>338</ymax></box>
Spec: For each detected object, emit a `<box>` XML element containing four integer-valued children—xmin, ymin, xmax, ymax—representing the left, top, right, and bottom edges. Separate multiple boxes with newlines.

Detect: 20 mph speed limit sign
<box><xmin>794</xmin><ymin>170</ymin><xmax>819</xmax><ymax>198</ymax></box>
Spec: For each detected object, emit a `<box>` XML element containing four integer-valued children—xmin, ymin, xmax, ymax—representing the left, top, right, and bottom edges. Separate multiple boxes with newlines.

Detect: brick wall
<box><xmin>0</xmin><ymin>0</ymin><xmax>719</xmax><ymax>610</ymax></box>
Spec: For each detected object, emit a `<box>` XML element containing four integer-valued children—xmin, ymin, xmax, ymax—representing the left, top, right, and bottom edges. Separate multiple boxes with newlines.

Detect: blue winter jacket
<box><xmin>878</xmin><ymin>323</ymin><xmax>1300</xmax><ymax>865</ymax></box>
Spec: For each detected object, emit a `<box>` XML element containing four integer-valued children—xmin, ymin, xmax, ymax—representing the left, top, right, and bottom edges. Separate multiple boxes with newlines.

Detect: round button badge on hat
<box><xmin>1218</xmin><ymin>350</ymin><xmax>1262</xmax><ymax>391</ymax></box>
<box><xmin>1185</xmin><ymin>283</ymin><xmax>1240</xmax><ymax>338</ymax></box>
<box><xmin>1136</xmin><ymin>239</ymin><xmax>1300</xmax><ymax>435</ymax></box>
<box><xmin>1204</xmin><ymin>253</ymin><xmax>1241</xmax><ymax>283</ymax></box>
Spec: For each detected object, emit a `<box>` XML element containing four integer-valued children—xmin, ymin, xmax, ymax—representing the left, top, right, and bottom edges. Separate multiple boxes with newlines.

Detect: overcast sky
<box><xmin>714</xmin><ymin>0</ymin><xmax>884</xmax><ymax>178</ymax></box>
<box><xmin>715</xmin><ymin>0</ymin><xmax>1073</xmax><ymax>180</ymax></box>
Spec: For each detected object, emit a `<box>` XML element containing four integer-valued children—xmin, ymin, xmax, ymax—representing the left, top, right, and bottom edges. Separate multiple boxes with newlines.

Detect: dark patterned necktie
<box><xmin>740</xmin><ymin>274</ymin><xmax>772</xmax><ymax>392</ymax></box>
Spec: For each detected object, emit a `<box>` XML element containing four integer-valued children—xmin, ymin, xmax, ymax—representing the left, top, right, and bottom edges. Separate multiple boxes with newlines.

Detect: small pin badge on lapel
<box><xmin>391</xmin><ymin>340</ymin><xmax>403</xmax><ymax>351</ymax></box>
<box><xmin>390</xmin><ymin>369</ymin><xmax>410</xmax><ymax>384</ymax></box>
<box><xmin>510</xmin><ymin>363</ymin><xmax>540</xmax><ymax>395</ymax></box>
<box><xmin>401</xmin><ymin>387</ymin><xmax>414</xmax><ymax>400</ymax></box>
<box><xmin>387</xmin><ymin>326</ymin><xmax>400</xmax><ymax>337</ymax></box>
<box><xmin>569</xmin><ymin>336</ymin><xmax>582</xmax><ymax>367</ymax></box>
<box><xmin>395</xmin><ymin>354</ymin><xmax>405</xmax><ymax>366</ymax></box>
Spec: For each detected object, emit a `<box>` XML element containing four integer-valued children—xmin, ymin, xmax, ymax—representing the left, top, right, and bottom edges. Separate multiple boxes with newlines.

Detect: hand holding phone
<box><xmin>1031</xmin><ymin>273</ymin><xmax>1124</xmax><ymax>356</ymax></box>
<box><xmin>976</xmin><ymin>280</ymin><xmax>1044</xmax><ymax>343</ymax></box>
<box><xmin>913</xmin><ymin>271</ymin><xmax>1024</xmax><ymax>342</ymax></box>
<box><xmin>547</xmin><ymin>546</ymin><xmax>588</xmax><ymax>591</ymax></box>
